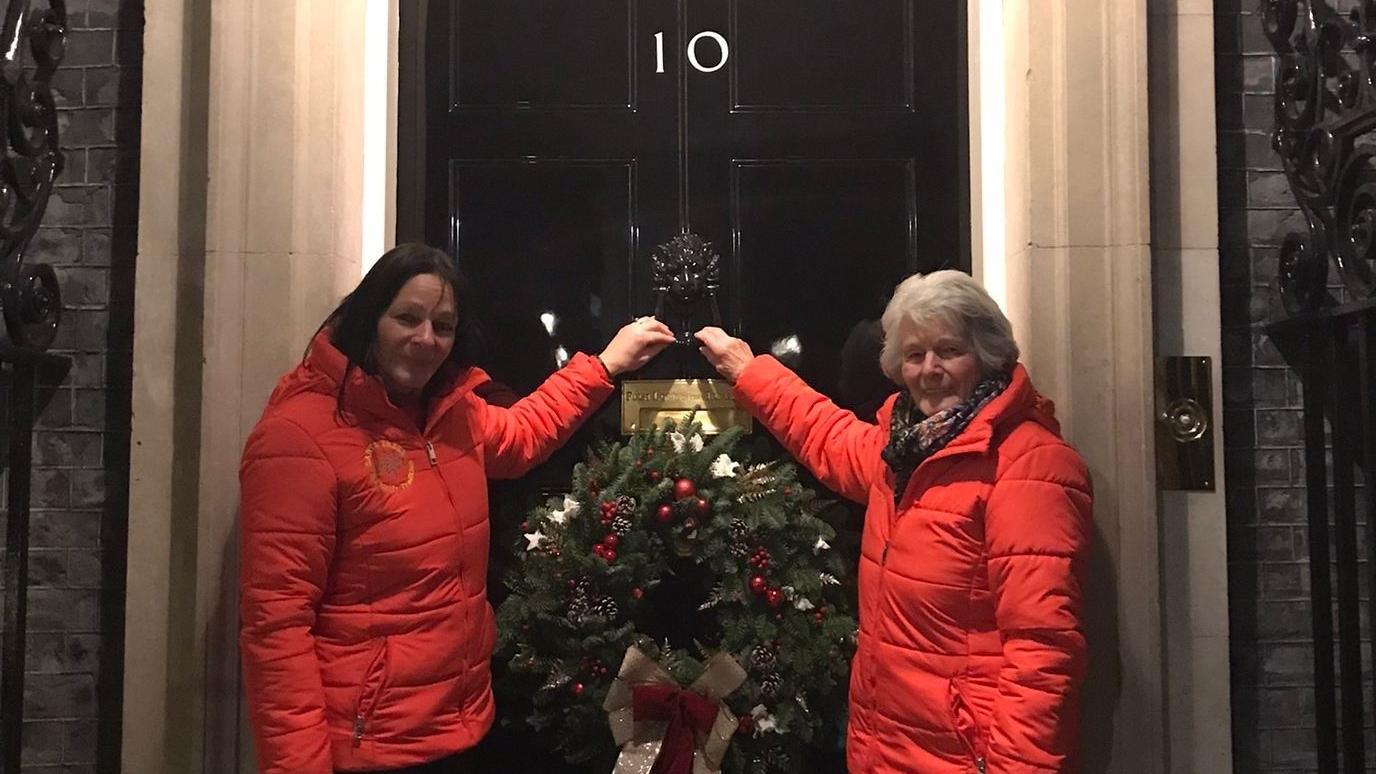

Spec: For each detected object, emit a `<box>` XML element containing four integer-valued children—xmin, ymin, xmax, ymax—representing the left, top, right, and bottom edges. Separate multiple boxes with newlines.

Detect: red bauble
<box><xmin>749</xmin><ymin>575</ymin><xmax>767</xmax><ymax>594</ymax></box>
<box><xmin>656</xmin><ymin>504</ymin><xmax>674</xmax><ymax>522</ymax></box>
<box><xmin>631</xmin><ymin>587</ymin><xmax>644</xmax><ymax>600</ymax></box>
<box><xmin>765</xmin><ymin>588</ymin><xmax>783</xmax><ymax>608</ymax></box>
<box><xmin>571</xmin><ymin>682</ymin><xmax>585</xmax><ymax>697</ymax></box>
<box><xmin>604</xmin><ymin>533</ymin><xmax>620</xmax><ymax>549</ymax></box>
<box><xmin>694</xmin><ymin>497</ymin><xmax>710</xmax><ymax>516</ymax></box>
<box><xmin>682</xmin><ymin>517</ymin><xmax>698</xmax><ymax>531</ymax></box>
<box><xmin>673</xmin><ymin>478</ymin><xmax>697</xmax><ymax>500</ymax></box>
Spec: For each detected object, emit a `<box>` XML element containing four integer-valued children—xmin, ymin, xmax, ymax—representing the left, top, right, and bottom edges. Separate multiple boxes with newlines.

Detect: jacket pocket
<box><xmin>353</xmin><ymin>637</ymin><xmax>389</xmax><ymax>747</ymax></box>
<box><xmin>948</xmin><ymin>675</ymin><xmax>986</xmax><ymax>773</ymax></box>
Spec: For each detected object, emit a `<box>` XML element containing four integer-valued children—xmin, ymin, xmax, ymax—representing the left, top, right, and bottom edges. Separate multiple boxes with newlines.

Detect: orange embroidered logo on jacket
<box><xmin>364</xmin><ymin>439</ymin><xmax>413</xmax><ymax>492</ymax></box>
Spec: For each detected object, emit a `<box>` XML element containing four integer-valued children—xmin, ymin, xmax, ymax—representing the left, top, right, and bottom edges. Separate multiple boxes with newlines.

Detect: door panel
<box><xmin>732</xmin><ymin>159</ymin><xmax>916</xmax><ymax>403</ymax></box>
<box><xmin>731</xmin><ymin>0</ymin><xmax>913</xmax><ymax>109</ymax></box>
<box><xmin>451</xmin><ymin>159</ymin><xmax>635</xmax><ymax>393</ymax></box>
<box><xmin>453</xmin><ymin>0</ymin><xmax>636</xmax><ymax>109</ymax></box>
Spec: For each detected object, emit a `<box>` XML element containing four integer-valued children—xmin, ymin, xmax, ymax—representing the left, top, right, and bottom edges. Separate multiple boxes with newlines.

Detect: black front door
<box><xmin>399</xmin><ymin>1</ymin><xmax>967</xmax><ymax>768</ymax></box>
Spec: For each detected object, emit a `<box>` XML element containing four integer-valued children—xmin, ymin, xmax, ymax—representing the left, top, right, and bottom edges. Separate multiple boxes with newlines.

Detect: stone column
<box><xmin>971</xmin><ymin>0</ymin><xmax>1164</xmax><ymax>769</ymax></box>
<box><xmin>124</xmin><ymin>2</ymin><xmax>380</xmax><ymax>771</ymax></box>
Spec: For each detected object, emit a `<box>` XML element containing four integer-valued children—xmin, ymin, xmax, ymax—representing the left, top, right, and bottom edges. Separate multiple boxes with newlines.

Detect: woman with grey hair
<box><xmin>696</xmin><ymin>270</ymin><xmax>1092</xmax><ymax>773</ymax></box>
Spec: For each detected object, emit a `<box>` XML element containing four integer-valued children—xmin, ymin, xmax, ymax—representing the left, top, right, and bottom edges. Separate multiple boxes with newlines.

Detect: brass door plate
<box><xmin>619</xmin><ymin>379</ymin><xmax>752</xmax><ymax>435</ymax></box>
<box><xmin>1155</xmin><ymin>356</ymin><xmax>1215</xmax><ymax>491</ymax></box>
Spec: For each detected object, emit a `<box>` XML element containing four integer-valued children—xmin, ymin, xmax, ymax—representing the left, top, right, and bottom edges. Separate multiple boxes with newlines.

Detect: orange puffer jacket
<box><xmin>239</xmin><ymin>333</ymin><xmax>613</xmax><ymax>773</ymax></box>
<box><xmin>734</xmin><ymin>356</ymin><xmax>1092</xmax><ymax>773</ymax></box>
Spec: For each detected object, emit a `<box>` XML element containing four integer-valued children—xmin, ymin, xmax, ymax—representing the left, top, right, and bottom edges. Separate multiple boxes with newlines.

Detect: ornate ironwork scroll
<box><xmin>1263</xmin><ymin>0</ymin><xmax>1376</xmax><ymax>314</ymax></box>
<box><xmin>650</xmin><ymin>231</ymin><xmax>723</xmax><ymax>346</ymax></box>
<box><xmin>0</xmin><ymin>0</ymin><xmax>65</xmax><ymax>350</ymax></box>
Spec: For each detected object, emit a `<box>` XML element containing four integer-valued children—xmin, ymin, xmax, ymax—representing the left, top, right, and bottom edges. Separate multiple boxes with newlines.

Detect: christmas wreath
<box><xmin>495</xmin><ymin>420</ymin><xmax>858</xmax><ymax>773</ymax></box>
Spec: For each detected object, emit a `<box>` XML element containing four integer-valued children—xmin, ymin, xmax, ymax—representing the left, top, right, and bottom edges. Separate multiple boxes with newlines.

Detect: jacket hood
<box><xmin>873</xmin><ymin>363</ymin><xmax>1062</xmax><ymax>452</ymax></box>
<box><xmin>264</xmin><ymin>329</ymin><xmax>491</xmax><ymax>424</ymax></box>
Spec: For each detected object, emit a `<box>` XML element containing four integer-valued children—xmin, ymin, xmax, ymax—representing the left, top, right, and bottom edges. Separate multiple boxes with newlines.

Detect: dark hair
<box><xmin>318</xmin><ymin>242</ymin><xmax>480</xmax><ymax>410</ymax></box>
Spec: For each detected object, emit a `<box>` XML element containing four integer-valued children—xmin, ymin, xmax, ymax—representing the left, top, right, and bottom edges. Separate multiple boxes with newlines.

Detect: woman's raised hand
<box><xmin>598</xmin><ymin>316</ymin><xmax>676</xmax><ymax>377</ymax></box>
<box><xmin>694</xmin><ymin>327</ymin><xmax>755</xmax><ymax>383</ymax></box>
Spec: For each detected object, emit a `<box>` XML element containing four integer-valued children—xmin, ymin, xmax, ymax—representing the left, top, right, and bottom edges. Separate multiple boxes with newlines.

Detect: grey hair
<box><xmin>878</xmin><ymin>270</ymin><xmax>1020</xmax><ymax>383</ymax></box>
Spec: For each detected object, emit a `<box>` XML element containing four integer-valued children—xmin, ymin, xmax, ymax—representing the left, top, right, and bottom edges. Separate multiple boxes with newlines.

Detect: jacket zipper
<box><xmin>425</xmin><ymin>440</ymin><xmax>438</xmax><ymax>467</ymax></box>
<box><xmin>352</xmin><ymin>638</ymin><xmax>389</xmax><ymax>747</ymax></box>
<box><xmin>976</xmin><ymin>757</ymin><xmax>986</xmax><ymax>774</ymax></box>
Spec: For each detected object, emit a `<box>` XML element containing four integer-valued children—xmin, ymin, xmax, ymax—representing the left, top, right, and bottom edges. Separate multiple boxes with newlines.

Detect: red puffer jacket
<box><xmin>239</xmin><ymin>332</ymin><xmax>613</xmax><ymax>773</ymax></box>
<box><xmin>734</xmin><ymin>356</ymin><xmax>1092</xmax><ymax>773</ymax></box>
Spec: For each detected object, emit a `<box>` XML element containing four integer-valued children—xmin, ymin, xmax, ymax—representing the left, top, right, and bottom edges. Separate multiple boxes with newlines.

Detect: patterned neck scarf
<box><xmin>881</xmin><ymin>372</ymin><xmax>1011</xmax><ymax>502</ymax></box>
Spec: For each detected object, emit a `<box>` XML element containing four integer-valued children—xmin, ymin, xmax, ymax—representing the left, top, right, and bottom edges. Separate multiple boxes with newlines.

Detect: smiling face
<box><xmin>897</xmin><ymin>318</ymin><xmax>984</xmax><ymax>416</ymax></box>
<box><xmin>372</xmin><ymin>273</ymin><xmax>457</xmax><ymax>403</ymax></box>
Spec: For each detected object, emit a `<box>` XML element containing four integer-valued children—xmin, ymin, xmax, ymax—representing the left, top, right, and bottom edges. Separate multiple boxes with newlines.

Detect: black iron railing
<box><xmin>1262</xmin><ymin>1</ymin><xmax>1376</xmax><ymax>770</ymax></box>
<box><xmin>0</xmin><ymin>1</ymin><xmax>70</xmax><ymax>772</ymax></box>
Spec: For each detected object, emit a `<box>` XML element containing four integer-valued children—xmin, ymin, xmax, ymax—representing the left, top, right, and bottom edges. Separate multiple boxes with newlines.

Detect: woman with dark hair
<box><xmin>238</xmin><ymin>243</ymin><xmax>673</xmax><ymax>774</ymax></box>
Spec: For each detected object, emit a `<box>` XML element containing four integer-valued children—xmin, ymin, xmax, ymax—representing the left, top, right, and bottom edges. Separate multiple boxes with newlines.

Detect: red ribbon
<box><xmin>631</xmin><ymin>682</ymin><xmax>720</xmax><ymax>774</ymax></box>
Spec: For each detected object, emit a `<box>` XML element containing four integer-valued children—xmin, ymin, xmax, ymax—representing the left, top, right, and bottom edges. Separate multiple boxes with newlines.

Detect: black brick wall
<box><xmin>0</xmin><ymin>0</ymin><xmax>141</xmax><ymax>772</ymax></box>
<box><xmin>1217</xmin><ymin>0</ymin><xmax>1374</xmax><ymax>771</ymax></box>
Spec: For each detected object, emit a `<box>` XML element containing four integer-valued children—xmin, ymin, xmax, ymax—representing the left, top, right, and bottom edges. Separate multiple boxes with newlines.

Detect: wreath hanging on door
<box><xmin>495</xmin><ymin>419</ymin><xmax>857</xmax><ymax>773</ymax></box>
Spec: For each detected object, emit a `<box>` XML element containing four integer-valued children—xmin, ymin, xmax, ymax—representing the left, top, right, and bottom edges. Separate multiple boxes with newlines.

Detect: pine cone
<box><xmin>729</xmin><ymin>518</ymin><xmax>750</xmax><ymax>541</ymax></box>
<box><xmin>614</xmin><ymin>495</ymin><xmax>637</xmax><ymax>518</ymax></box>
<box><xmin>729</xmin><ymin>541</ymin><xmax>750</xmax><ymax>559</ymax></box>
<box><xmin>750</xmin><ymin>644</ymin><xmax>777</xmax><ymax>670</ymax></box>
<box><xmin>759</xmin><ymin>671</ymin><xmax>783</xmax><ymax>698</ymax></box>
<box><xmin>593</xmin><ymin>596</ymin><xmax>620</xmax><ymax>619</ymax></box>
<box><xmin>565</xmin><ymin>597</ymin><xmax>590</xmax><ymax>624</ymax></box>
<box><xmin>611</xmin><ymin>514</ymin><xmax>633</xmax><ymax>535</ymax></box>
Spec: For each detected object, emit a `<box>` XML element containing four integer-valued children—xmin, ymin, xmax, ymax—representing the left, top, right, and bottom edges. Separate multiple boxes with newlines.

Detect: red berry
<box><xmin>738</xmin><ymin>715</ymin><xmax>754</xmax><ymax>733</ymax></box>
<box><xmin>765</xmin><ymin>588</ymin><xmax>783</xmax><ymax>608</ymax></box>
<box><xmin>631</xmin><ymin>587</ymin><xmax>644</xmax><ymax>600</ymax></box>
<box><xmin>656</xmin><ymin>504</ymin><xmax>674</xmax><ymax>522</ymax></box>
<box><xmin>571</xmin><ymin>682</ymin><xmax>585</xmax><ymax>697</ymax></box>
<box><xmin>749</xmin><ymin>575</ymin><xmax>767</xmax><ymax>594</ymax></box>
<box><xmin>649</xmin><ymin>470</ymin><xmax>663</xmax><ymax>482</ymax></box>
<box><xmin>673</xmin><ymin>478</ymin><xmax>697</xmax><ymax>500</ymax></box>
<box><xmin>783</xmin><ymin>487</ymin><xmax>793</xmax><ymax>496</ymax></box>
<box><xmin>604</xmin><ymin>549</ymin><xmax>617</xmax><ymax>562</ymax></box>
<box><xmin>683</xmin><ymin>517</ymin><xmax>698</xmax><ymax>531</ymax></box>
<box><xmin>814</xmin><ymin>611</ymin><xmax>826</xmax><ymax>623</ymax></box>
<box><xmin>593</xmin><ymin>544</ymin><xmax>607</xmax><ymax>557</ymax></box>
<box><xmin>521</xmin><ymin>521</ymin><xmax>529</xmax><ymax>531</ymax></box>
<box><xmin>634</xmin><ymin>460</ymin><xmax>643</xmax><ymax>469</ymax></box>
<box><xmin>695</xmin><ymin>497</ymin><xmax>710</xmax><ymax>516</ymax></box>
<box><xmin>645</xmin><ymin>447</ymin><xmax>655</xmax><ymax>458</ymax></box>
<box><xmin>604</xmin><ymin>533</ymin><xmax>620</xmax><ymax>549</ymax></box>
